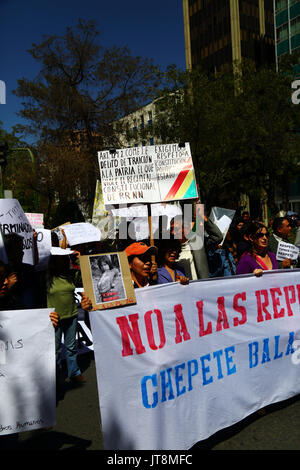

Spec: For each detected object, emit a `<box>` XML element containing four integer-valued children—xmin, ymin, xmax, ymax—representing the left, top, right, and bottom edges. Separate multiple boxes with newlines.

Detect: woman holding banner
<box><xmin>236</xmin><ymin>222</ymin><xmax>278</xmax><ymax>276</ymax></box>
<box><xmin>156</xmin><ymin>239</ymin><xmax>189</xmax><ymax>285</ymax></box>
<box><xmin>125</xmin><ymin>242</ymin><xmax>158</xmax><ymax>288</ymax></box>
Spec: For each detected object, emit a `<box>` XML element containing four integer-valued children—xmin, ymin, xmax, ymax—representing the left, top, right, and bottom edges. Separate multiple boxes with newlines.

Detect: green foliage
<box><xmin>0</xmin><ymin>124</ymin><xmax>37</xmax><ymax>211</ymax></box>
<box><xmin>12</xmin><ymin>19</ymin><xmax>162</xmax><ymax>219</ymax></box>
<box><xmin>144</xmin><ymin>59</ymin><xmax>300</xmax><ymax>213</ymax></box>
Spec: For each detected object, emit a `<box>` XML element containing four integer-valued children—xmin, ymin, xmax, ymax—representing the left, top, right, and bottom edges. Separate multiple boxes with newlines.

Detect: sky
<box><xmin>0</xmin><ymin>0</ymin><xmax>186</xmax><ymax>139</ymax></box>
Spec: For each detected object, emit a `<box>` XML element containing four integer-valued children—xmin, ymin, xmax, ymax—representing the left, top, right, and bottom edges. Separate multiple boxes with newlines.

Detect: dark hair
<box><xmin>97</xmin><ymin>255</ymin><xmax>113</xmax><ymax>273</ymax></box>
<box><xmin>272</xmin><ymin>217</ymin><xmax>288</xmax><ymax>234</ymax></box>
<box><xmin>51</xmin><ymin>231</ymin><xmax>60</xmax><ymax>247</ymax></box>
<box><xmin>156</xmin><ymin>239</ymin><xmax>182</xmax><ymax>267</ymax></box>
<box><xmin>244</xmin><ymin>221</ymin><xmax>268</xmax><ymax>257</ymax></box>
<box><xmin>46</xmin><ymin>255</ymin><xmax>74</xmax><ymax>290</ymax></box>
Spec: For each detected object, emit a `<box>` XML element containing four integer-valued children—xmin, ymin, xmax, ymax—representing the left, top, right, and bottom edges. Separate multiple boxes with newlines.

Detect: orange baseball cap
<box><xmin>125</xmin><ymin>242</ymin><xmax>158</xmax><ymax>257</ymax></box>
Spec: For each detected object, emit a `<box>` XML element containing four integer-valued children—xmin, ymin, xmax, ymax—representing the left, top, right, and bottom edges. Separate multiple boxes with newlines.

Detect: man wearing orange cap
<box><xmin>125</xmin><ymin>242</ymin><xmax>158</xmax><ymax>288</ymax></box>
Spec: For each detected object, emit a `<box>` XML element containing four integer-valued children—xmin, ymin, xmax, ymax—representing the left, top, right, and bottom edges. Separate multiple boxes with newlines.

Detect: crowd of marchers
<box><xmin>0</xmin><ymin>206</ymin><xmax>299</xmax><ymax>431</ymax></box>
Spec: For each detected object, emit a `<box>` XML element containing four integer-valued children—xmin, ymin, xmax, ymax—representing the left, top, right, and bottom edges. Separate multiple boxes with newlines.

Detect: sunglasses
<box><xmin>256</xmin><ymin>232</ymin><xmax>270</xmax><ymax>239</ymax></box>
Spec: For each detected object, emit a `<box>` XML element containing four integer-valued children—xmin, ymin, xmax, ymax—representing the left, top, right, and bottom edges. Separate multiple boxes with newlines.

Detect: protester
<box><xmin>268</xmin><ymin>216</ymin><xmax>295</xmax><ymax>269</ymax></box>
<box><xmin>4</xmin><ymin>233</ymin><xmax>39</xmax><ymax>308</ymax></box>
<box><xmin>236</xmin><ymin>221</ymin><xmax>278</xmax><ymax>275</ymax></box>
<box><xmin>207</xmin><ymin>230</ymin><xmax>237</xmax><ymax>278</ymax></box>
<box><xmin>124</xmin><ymin>242</ymin><xmax>158</xmax><ymax>288</ymax></box>
<box><xmin>170</xmin><ymin>209</ymin><xmax>223</xmax><ymax>280</ymax></box>
<box><xmin>156</xmin><ymin>239</ymin><xmax>189</xmax><ymax>284</ymax></box>
<box><xmin>242</xmin><ymin>211</ymin><xmax>250</xmax><ymax>223</ymax></box>
<box><xmin>46</xmin><ymin>249</ymin><xmax>86</xmax><ymax>384</ymax></box>
<box><xmin>230</xmin><ymin>218</ymin><xmax>250</xmax><ymax>261</ymax></box>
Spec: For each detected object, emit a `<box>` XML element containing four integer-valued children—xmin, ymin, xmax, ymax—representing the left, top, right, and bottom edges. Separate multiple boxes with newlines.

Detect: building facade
<box><xmin>183</xmin><ymin>0</ymin><xmax>275</xmax><ymax>73</ymax></box>
<box><xmin>274</xmin><ymin>0</ymin><xmax>300</xmax><ymax>67</ymax></box>
<box><xmin>117</xmin><ymin>100</ymin><xmax>157</xmax><ymax>149</ymax></box>
<box><xmin>274</xmin><ymin>1</ymin><xmax>300</xmax><ymax>215</ymax></box>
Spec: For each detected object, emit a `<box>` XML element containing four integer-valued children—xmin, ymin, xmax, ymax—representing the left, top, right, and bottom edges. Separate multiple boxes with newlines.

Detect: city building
<box><xmin>274</xmin><ymin>0</ymin><xmax>300</xmax><ymax>68</ymax></box>
<box><xmin>274</xmin><ymin>1</ymin><xmax>300</xmax><ymax>215</ymax></box>
<box><xmin>117</xmin><ymin>100</ymin><xmax>157</xmax><ymax>148</ymax></box>
<box><xmin>183</xmin><ymin>0</ymin><xmax>275</xmax><ymax>73</ymax></box>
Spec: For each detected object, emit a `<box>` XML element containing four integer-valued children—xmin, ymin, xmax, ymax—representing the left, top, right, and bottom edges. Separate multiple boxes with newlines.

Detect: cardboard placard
<box><xmin>276</xmin><ymin>241</ymin><xmax>299</xmax><ymax>261</ymax></box>
<box><xmin>0</xmin><ymin>308</ymin><xmax>56</xmax><ymax>435</ymax></box>
<box><xmin>62</xmin><ymin>222</ymin><xmax>101</xmax><ymax>247</ymax></box>
<box><xmin>79</xmin><ymin>252</ymin><xmax>136</xmax><ymax>310</ymax></box>
<box><xmin>0</xmin><ymin>199</ymin><xmax>34</xmax><ymax>265</ymax></box>
<box><xmin>98</xmin><ymin>143</ymin><xmax>198</xmax><ymax>205</ymax></box>
<box><xmin>35</xmin><ymin>228</ymin><xmax>52</xmax><ymax>271</ymax></box>
<box><xmin>25</xmin><ymin>212</ymin><xmax>44</xmax><ymax>229</ymax></box>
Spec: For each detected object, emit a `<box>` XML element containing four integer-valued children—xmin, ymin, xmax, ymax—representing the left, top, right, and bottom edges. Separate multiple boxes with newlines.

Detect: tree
<box><xmin>0</xmin><ymin>124</ymin><xmax>37</xmax><ymax>211</ymax></box>
<box><xmin>145</xmin><ymin>59</ymin><xmax>300</xmax><ymax>216</ymax></box>
<box><xmin>13</xmin><ymin>19</ymin><xmax>162</xmax><ymax>222</ymax></box>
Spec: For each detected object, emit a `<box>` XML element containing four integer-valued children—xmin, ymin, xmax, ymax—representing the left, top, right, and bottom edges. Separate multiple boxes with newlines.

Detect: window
<box><xmin>275</xmin><ymin>0</ymin><xmax>288</xmax><ymax>13</ymax></box>
<box><xmin>140</xmin><ymin>115</ymin><xmax>144</xmax><ymax>130</ymax></box>
<box><xmin>277</xmin><ymin>23</ymin><xmax>289</xmax><ymax>42</ymax></box>
<box><xmin>291</xmin><ymin>17</ymin><xmax>300</xmax><ymax>36</ymax></box>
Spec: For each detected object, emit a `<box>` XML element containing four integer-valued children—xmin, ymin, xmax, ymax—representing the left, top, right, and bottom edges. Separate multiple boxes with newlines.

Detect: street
<box><xmin>7</xmin><ymin>349</ymin><xmax>300</xmax><ymax>452</ymax></box>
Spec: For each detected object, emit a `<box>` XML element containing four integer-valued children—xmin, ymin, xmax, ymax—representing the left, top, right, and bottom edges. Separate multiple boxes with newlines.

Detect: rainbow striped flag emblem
<box><xmin>163</xmin><ymin>161</ymin><xmax>197</xmax><ymax>201</ymax></box>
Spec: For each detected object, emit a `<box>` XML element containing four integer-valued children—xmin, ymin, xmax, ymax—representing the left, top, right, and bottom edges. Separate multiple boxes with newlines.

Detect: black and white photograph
<box><xmin>79</xmin><ymin>251</ymin><xmax>136</xmax><ymax>310</ymax></box>
<box><xmin>89</xmin><ymin>254</ymin><xmax>126</xmax><ymax>304</ymax></box>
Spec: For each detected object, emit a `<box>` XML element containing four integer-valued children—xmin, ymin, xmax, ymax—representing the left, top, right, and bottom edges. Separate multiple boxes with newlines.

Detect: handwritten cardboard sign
<box><xmin>0</xmin><ymin>308</ymin><xmax>56</xmax><ymax>435</ymax></box>
<box><xmin>35</xmin><ymin>228</ymin><xmax>52</xmax><ymax>271</ymax></box>
<box><xmin>276</xmin><ymin>241</ymin><xmax>299</xmax><ymax>261</ymax></box>
<box><xmin>62</xmin><ymin>222</ymin><xmax>102</xmax><ymax>247</ymax></box>
<box><xmin>0</xmin><ymin>199</ymin><xmax>34</xmax><ymax>264</ymax></box>
<box><xmin>25</xmin><ymin>212</ymin><xmax>44</xmax><ymax>229</ymax></box>
<box><xmin>98</xmin><ymin>143</ymin><xmax>198</xmax><ymax>205</ymax></box>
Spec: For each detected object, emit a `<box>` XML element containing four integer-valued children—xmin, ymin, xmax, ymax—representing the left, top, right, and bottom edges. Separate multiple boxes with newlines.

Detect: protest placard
<box><xmin>80</xmin><ymin>252</ymin><xmax>136</xmax><ymax>310</ymax></box>
<box><xmin>276</xmin><ymin>241</ymin><xmax>300</xmax><ymax>261</ymax></box>
<box><xmin>0</xmin><ymin>199</ymin><xmax>34</xmax><ymax>264</ymax></box>
<box><xmin>62</xmin><ymin>222</ymin><xmax>101</xmax><ymax>247</ymax></box>
<box><xmin>209</xmin><ymin>206</ymin><xmax>236</xmax><ymax>244</ymax></box>
<box><xmin>98</xmin><ymin>143</ymin><xmax>198</xmax><ymax>205</ymax></box>
<box><xmin>0</xmin><ymin>308</ymin><xmax>56</xmax><ymax>436</ymax></box>
<box><xmin>90</xmin><ymin>269</ymin><xmax>300</xmax><ymax>450</ymax></box>
<box><xmin>35</xmin><ymin>228</ymin><xmax>52</xmax><ymax>271</ymax></box>
<box><xmin>25</xmin><ymin>212</ymin><xmax>44</xmax><ymax>229</ymax></box>
<box><xmin>51</xmin><ymin>222</ymin><xmax>70</xmax><ymax>247</ymax></box>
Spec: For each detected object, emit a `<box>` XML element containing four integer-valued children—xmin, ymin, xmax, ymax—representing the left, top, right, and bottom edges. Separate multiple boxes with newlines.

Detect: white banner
<box><xmin>98</xmin><ymin>143</ymin><xmax>198</xmax><ymax>205</ymax></box>
<box><xmin>90</xmin><ymin>269</ymin><xmax>300</xmax><ymax>450</ymax></box>
<box><xmin>0</xmin><ymin>308</ymin><xmax>56</xmax><ymax>435</ymax></box>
